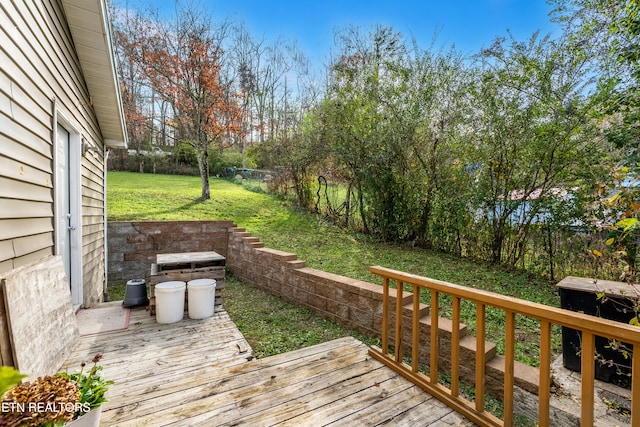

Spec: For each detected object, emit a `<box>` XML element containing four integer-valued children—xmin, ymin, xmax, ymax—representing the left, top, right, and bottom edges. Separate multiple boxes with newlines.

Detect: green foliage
<box><xmin>593</xmin><ymin>167</ymin><xmax>640</xmax><ymax>282</ymax></box>
<box><xmin>550</xmin><ymin>0</ymin><xmax>640</xmax><ymax>165</ymax></box>
<box><xmin>0</xmin><ymin>366</ymin><xmax>26</xmax><ymax>397</ymax></box>
<box><xmin>245</xmin><ymin>144</ymin><xmax>265</xmax><ymax>169</ymax></box>
<box><xmin>61</xmin><ymin>357</ymin><xmax>114</xmax><ymax>414</ymax></box>
<box><xmin>208</xmin><ymin>147</ymin><xmax>255</xmax><ymax>177</ymax></box>
<box><xmin>469</xmin><ymin>32</ymin><xmax>600</xmax><ymax>265</ymax></box>
<box><xmin>315</xmin><ymin>26</ymin><xmax>475</xmax><ymax>243</ymax></box>
<box><xmin>174</xmin><ymin>142</ymin><xmax>198</xmax><ymax>167</ymax></box>
<box><xmin>108</xmin><ymin>171</ymin><xmax>561</xmax><ymax>365</ymax></box>
<box><xmin>255</xmin><ymin>123</ymin><xmax>326</xmax><ymax>208</ymax></box>
<box><xmin>284</xmin><ymin>25</ymin><xmax>608</xmax><ymax>277</ymax></box>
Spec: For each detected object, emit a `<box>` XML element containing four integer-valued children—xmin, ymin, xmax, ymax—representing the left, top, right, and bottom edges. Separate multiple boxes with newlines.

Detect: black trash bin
<box><xmin>557</xmin><ymin>276</ymin><xmax>637</xmax><ymax>388</ymax></box>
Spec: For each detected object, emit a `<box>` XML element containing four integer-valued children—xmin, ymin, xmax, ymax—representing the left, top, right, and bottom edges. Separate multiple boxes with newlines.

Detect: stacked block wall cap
<box><xmin>351</xmin><ymin>280</ymin><xmax>386</xmax><ymax>297</ymax></box>
<box><xmin>459</xmin><ymin>335</ymin><xmax>497</xmax><ymax>361</ymax></box>
<box><xmin>203</xmin><ymin>221</ymin><xmax>236</xmax><ymax>231</ymax></box>
<box><xmin>403</xmin><ymin>302</ymin><xmax>430</xmax><ymax>318</ymax></box>
<box><xmin>287</xmin><ymin>260</ymin><xmax>306</xmax><ymax>269</ymax></box>
<box><xmin>255</xmin><ymin>247</ymin><xmax>298</xmax><ymax>261</ymax></box>
<box><xmin>176</xmin><ymin>223</ymin><xmax>204</xmax><ymax>233</ymax></box>
<box><xmin>109</xmin><ymin>223</ymin><xmax>138</xmax><ymax>234</ymax></box>
<box><xmin>420</xmin><ymin>315</ymin><xmax>467</xmax><ymax>337</ymax></box>
<box><xmin>486</xmin><ymin>356</ymin><xmax>540</xmax><ymax>395</ymax></box>
<box><xmin>296</xmin><ymin>267</ymin><xmax>362</xmax><ymax>286</ymax></box>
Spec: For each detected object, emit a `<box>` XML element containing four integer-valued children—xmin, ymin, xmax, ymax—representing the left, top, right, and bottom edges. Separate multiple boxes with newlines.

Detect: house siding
<box><xmin>0</xmin><ymin>0</ymin><xmax>107</xmax><ymax>319</ymax></box>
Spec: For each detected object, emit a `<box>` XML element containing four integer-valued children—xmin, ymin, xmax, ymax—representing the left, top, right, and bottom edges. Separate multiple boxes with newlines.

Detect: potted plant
<box><xmin>0</xmin><ymin>354</ymin><xmax>113</xmax><ymax>427</ymax></box>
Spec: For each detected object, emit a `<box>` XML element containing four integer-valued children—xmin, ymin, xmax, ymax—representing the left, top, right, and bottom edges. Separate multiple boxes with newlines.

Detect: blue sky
<box><xmin>128</xmin><ymin>0</ymin><xmax>559</xmax><ymax>66</ymax></box>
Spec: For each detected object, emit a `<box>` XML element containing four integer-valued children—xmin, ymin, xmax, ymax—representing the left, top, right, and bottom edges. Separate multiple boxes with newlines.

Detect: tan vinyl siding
<box><xmin>0</xmin><ymin>151</ymin><xmax>53</xmax><ymax>187</ymax></box>
<box><xmin>0</xmin><ymin>0</ymin><xmax>107</xmax><ymax>306</ymax></box>
<box><xmin>83</xmin><ymin>176</ymin><xmax>106</xmax><ymax>305</ymax></box>
<box><xmin>0</xmin><ymin>218</ymin><xmax>53</xmax><ymax>243</ymax></box>
<box><xmin>0</xmin><ymin>176</ymin><xmax>52</xmax><ymax>201</ymax></box>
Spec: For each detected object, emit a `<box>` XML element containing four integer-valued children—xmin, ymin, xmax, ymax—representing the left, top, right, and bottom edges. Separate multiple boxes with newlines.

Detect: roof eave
<box><xmin>61</xmin><ymin>0</ymin><xmax>128</xmax><ymax>149</ymax></box>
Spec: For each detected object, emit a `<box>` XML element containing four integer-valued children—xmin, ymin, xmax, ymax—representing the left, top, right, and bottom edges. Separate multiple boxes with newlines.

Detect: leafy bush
<box><xmin>209</xmin><ymin>147</ymin><xmax>256</xmax><ymax>177</ymax></box>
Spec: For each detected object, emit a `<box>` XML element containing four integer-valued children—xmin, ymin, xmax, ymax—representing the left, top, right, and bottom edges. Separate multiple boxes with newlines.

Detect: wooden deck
<box><xmin>64</xmin><ymin>303</ymin><xmax>474</xmax><ymax>426</ymax></box>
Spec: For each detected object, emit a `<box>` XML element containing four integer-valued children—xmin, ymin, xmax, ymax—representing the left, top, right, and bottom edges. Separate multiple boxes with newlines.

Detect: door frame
<box><xmin>53</xmin><ymin>105</ymin><xmax>83</xmax><ymax>309</ymax></box>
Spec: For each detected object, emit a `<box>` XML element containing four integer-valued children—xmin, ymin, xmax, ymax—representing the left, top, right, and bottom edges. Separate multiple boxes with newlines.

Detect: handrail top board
<box><xmin>370</xmin><ymin>265</ymin><xmax>640</xmax><ymax>344</ymax></box>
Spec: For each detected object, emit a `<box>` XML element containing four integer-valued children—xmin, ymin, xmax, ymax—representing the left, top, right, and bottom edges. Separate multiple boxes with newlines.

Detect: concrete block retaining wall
<box><xmin>225</xmin><ymin>226</ymin><xmax>540</xmax><ymax>401</ymax></box>
<box><xmin>107</xmin><ymin>221</ymin><xmax>235</xmax><ymax>282</ymax></box>
<box><xmin>107</xmin><ymin>221</ymin><xmax>552</xmax><ymax>419</ymax></box>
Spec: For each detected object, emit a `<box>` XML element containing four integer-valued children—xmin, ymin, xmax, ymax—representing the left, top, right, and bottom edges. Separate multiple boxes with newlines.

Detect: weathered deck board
<box><xmin>64</xmin><ymin>303</ymin><xmax>474</xmax><ymax>426</ymax></box>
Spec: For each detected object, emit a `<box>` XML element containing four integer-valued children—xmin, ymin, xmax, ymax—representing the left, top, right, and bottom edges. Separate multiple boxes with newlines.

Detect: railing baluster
<box><xmin>382</xmin><ymin>277</ymin><xmax>389</xmax><ymax>355</ymax></box>
<box><xmin>632</xmin><ymin>343</ymin><xmax>640</xmax><ymax>427</ymax></box>
<box><xmin>395</xmin><ymin>280</ymin><xmax>403</xmax><ymax>363</ymax></box>
<box><xmin>430</xmin><ymin>290</ymin><xmax>439</xmax><ymax>384</ymax></box>
<box><xmin>412</xmin><ymin>285</ymin><xmax>420</xmax><ymax>373</ymax></box>
<box><xmin>476</xmin><ymin>303</ymin><xmax>486</xmax><ymax>414</ymax></box>
<box><xmin>451</xmin><ymin>296</ymin><xmax>461</xmax><ymax>398</ymax></box>
<box><xmin>538</xmin><ymin>320</ymin><xmax>551</xmax><ymax>427</ymax></box>
<box><xmin>368</xmin><ymin>266</ymin><xmax>640</xmax><ymax>427</ymax></box>
<box><xmin>581</xmin><ymin>331</ymin><xmax>595</xmax><ymax>426</ymax></box>
<box><xmin>503</xmin><ymin>310</ymin><xmax>515</xmax><ymax>427</ymax></box>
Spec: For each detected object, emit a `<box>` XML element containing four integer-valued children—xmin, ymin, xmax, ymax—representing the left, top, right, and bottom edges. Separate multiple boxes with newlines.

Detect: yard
<box><xmin>107</xmin><ymin>171</ymin><xmax>562</xmax><ymax>366</ymax></box>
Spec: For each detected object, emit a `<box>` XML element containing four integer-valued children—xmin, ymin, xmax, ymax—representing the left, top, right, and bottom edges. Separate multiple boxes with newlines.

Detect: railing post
<box><xmin>451</xmin><ymin>296</ymin><xmax>461</xmax><ymax>398</ymax></box>
<box><xmin>633</xmin><ymin>344</ymin><xmax>640</xmax><ymax>427</ymax></box>
<box><xmin>382</xmin><ymin>277</ymin><xmax>389</xmax><ymax>355</ymax></box>
<box><xmin>369</xmin><ymin>266</ymin><xmax>640</xmax><ymax>427</ymax></box>
<box><xmin>412</xmin><ymin>285</ymin><xmax>420</xmax><ymax>373</ymax></box>
<box><xmin>538</xmin><ymin>320</ymin><xmax>551</xmax><ymax>427</ymax></box>
<box><xmin>476</xmin><ymin>303</ymin><xmax>486</xmax><ymax>414</ymax></box>
<box><xmin>395</xmin><ymin>280</ymin><xmax>403</xmax><ymax>363</ymax></box>
<box><xmin>503</xmin><ymin>310</ymin><xmax>515</xmax><ymax>427</ymax></box>
<box><xmin>430</xmin><ymin>290</ymin><xmax>439</xmax><ymax>384</ymax></box>
<box><xmin>581</xmin><ymin>331</ymin><xmax>595</xmax><ymax>426</ymax></box>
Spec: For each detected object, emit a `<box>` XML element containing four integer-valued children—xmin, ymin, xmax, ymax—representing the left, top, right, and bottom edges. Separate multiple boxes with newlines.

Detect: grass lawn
<box><xmin>108</xmin><ymin>171</ymin><xmax>561</xmax><ymax>366</ymax></box>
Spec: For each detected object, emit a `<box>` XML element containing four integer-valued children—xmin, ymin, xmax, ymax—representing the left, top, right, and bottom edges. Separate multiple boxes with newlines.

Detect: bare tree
<box><xmin>115</xmin><ymin>3</ymin><xmax>244</xmax><ymax>199</ymax></box>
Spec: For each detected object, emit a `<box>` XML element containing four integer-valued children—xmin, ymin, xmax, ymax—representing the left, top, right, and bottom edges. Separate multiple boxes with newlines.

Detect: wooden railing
<box><xmin>368</xmin><ymin>266</ymin><xmax>640</xmax><ymax>427</ymax></box>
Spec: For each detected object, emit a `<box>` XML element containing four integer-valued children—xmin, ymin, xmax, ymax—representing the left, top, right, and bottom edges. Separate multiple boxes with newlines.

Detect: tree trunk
<box><xmin>545</xmin><ymin>224</ymin><xmax>555</xmax><ymax>281</ymax></box>
<box><xmin>491</xmin><ymin>218</ymin><xmax>505</xmax><ymax>264</ymax></box>
<box><xmin>357</xmin><ymin>185</ymin><xmax>369</xmax><ymax>234</ymax></box>
<box><xmin>344</xmin><ymin>181</ymin><xmax>352</xmax><ymax>228</ymax></box>
<box><xmin>198</xmin><ymin>149</ymin><xmax>210</xmax><ymax>200</ymax></box>
<box><xmin>416</xmin><ymin>198</ymin><xmax>432</xmax><ymax>248</ymax></box>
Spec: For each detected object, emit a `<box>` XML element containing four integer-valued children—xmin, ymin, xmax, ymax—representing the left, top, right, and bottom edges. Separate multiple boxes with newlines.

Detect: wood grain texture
<box><xmin>2</xmin><ymin>255</ymin><xmax>79</xmax><ymax>378</ymax></box>
<box><xmin>0</xmin><ymin>283</ymin><xmax>13</xmax><ymax>366</ymax></box>
<box><xmin>63</xmin><ymin>304</ymin><xmax>471</xmax><ymax>426</ymax></box>
<box><xmin>156</xmin><ymin>251</ymin><xmax>226</xmax><ymax>269</ymax></box>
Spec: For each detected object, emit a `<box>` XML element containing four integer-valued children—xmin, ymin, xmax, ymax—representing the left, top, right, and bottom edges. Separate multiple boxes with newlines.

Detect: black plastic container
<box><xmin>123</xmin><ymin>278</ymin><xmax>149</xmax><ymax>308</ymax></box>
<box><xmin>558</xmin><ymin>277</ymin><xmax>635</xmax><ymax>388</ymax></box>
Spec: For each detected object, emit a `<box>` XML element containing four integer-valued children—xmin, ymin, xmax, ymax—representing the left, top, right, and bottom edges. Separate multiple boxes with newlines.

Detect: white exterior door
<box><xmin>56</xmin><ymin>125</ymin><xmax>71</xmax><ymax>281</ymax></box>
<box><xmin>55</xmin><ymin>121</ymin><xmax>82</xmax><ymax>308</ymax></box>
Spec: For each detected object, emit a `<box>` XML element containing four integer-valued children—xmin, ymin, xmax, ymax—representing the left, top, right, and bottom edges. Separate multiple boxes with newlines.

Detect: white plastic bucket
<box><xmin>187</xmin><ymin>279</ymin><xmax>216</xmax><ymax>319</ymax></box>
<box><xmin>155</xmin><ymin>281</ymin><xmax>186</xmax><ymax>324</ymax></box>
